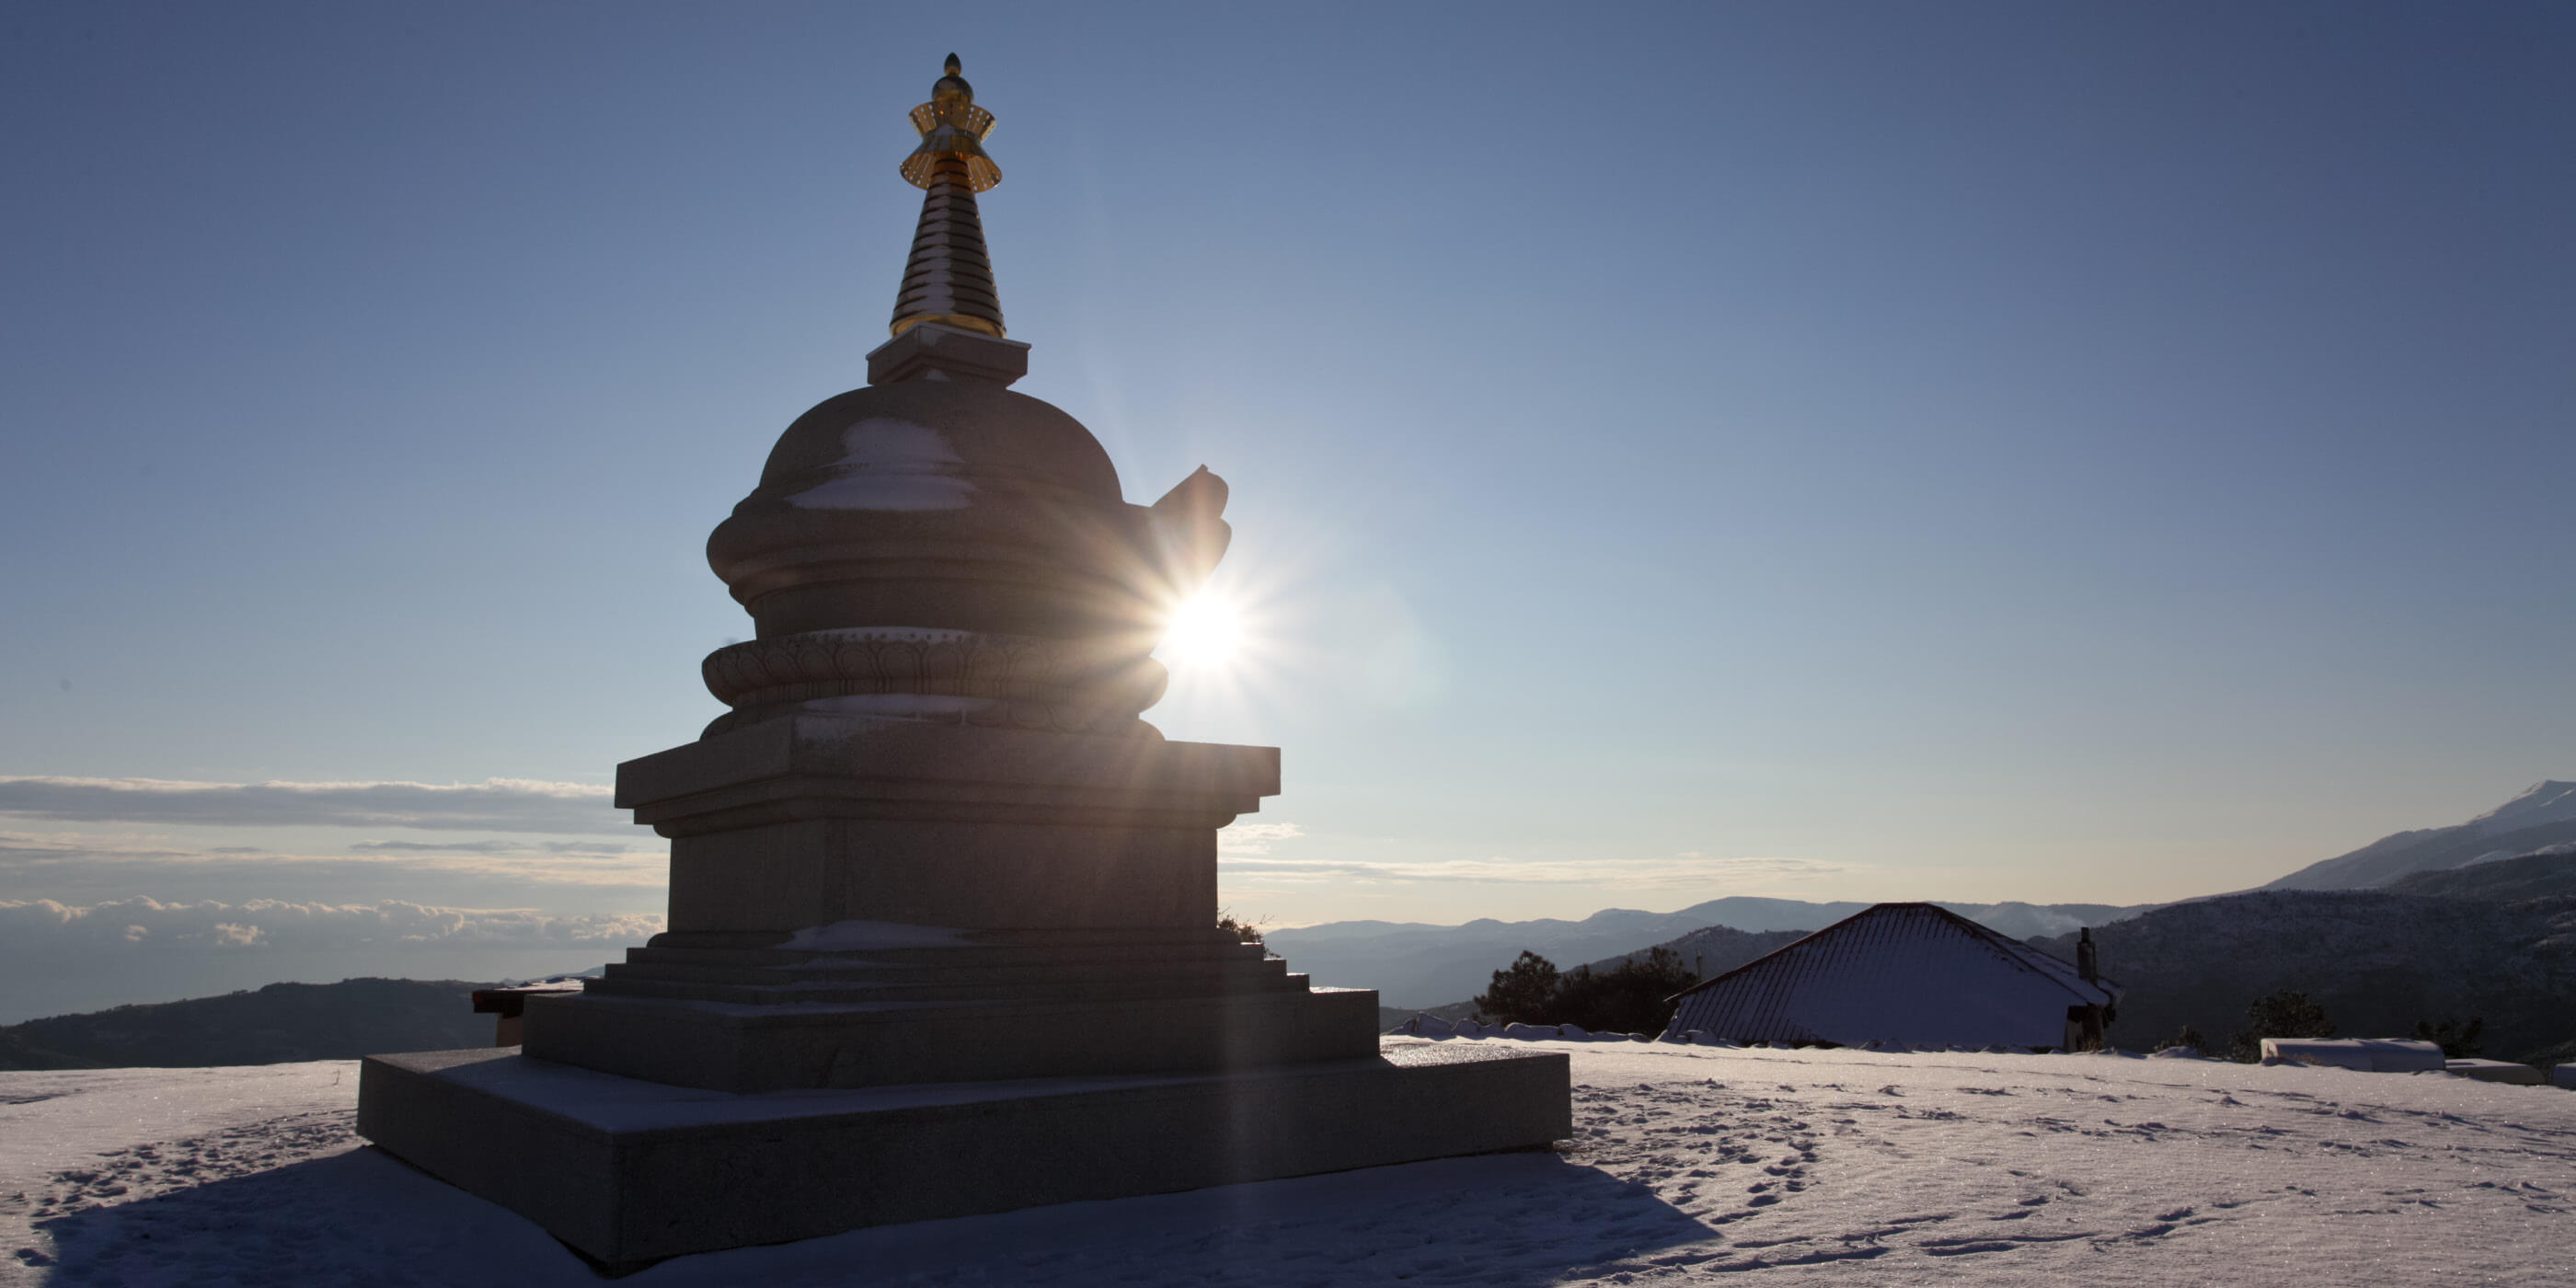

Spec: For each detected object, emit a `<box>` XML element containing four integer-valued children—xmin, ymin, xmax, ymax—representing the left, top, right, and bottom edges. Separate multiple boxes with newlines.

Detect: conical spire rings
<box><xmin>891</xmin><ymin>155</ymin><xmax>1005</xmax><ymax>338</ymax></box>
<box><xmin>891</xmin><ymin>54</ymin><xmax>1006</xmax><ymax>339</ymax></box>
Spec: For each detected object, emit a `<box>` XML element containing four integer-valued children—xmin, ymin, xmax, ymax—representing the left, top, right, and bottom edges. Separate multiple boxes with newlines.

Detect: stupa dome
<box><xmin>707</xmin><ymin>375</ymin><xmax>1142</xmax><ymax>642</ymax></box>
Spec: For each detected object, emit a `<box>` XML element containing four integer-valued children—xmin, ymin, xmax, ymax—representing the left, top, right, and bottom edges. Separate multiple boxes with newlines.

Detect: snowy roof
<box><xmin>1666</xmin><ymin>903</ymin><xmax>2119</xmax><ymax>1049</ymax></box>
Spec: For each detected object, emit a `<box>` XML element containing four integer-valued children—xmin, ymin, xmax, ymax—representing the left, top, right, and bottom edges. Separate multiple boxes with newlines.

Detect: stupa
<box><xmin>356</xmin><ymin>56</ymin><xmax>1570</xmax><ymax>1269</ymax></box>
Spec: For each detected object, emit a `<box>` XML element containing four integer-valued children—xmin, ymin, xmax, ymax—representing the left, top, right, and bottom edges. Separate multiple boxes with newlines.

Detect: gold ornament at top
<box><xmin>888</xmin><ymin>53</ymin><xmax>1006</xmax><ymax>339</ymax></box>
<box><xmin>902</xmin><ymin>53</ymin><xmax>1000</xmax><ymax>191</ymax></box>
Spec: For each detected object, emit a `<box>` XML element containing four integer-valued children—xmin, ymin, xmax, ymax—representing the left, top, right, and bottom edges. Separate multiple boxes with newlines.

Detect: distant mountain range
<box><xmin>1270</xmin><ymin>897</ymin><xmax>2140</xmax><ymax>1008</ymax></box>
<box><xmin>1292</xmin><ymin>780</ymin><xmax>2576</xmax><ymax>1012</ymax></box>
<box><xmin>1596</xmin><ymin>924</ymin><xmax>1815</xmax><ymax>981</ymax></box>
<box><xmin>2262</xmin><ymin>780</ymin><xmax>2576</xmax><ymax>891</ymax></box>
<box><xmin>1374</xmin><ymin>852</ymin><xmax>2576</xmax><ymax>1051</ymax></box>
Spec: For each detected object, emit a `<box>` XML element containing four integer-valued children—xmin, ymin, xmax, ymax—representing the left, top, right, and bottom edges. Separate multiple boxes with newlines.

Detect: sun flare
<box><xmin>1157</xmin><ymin>592</ymin><xmax>1246</xmax><ymax>672</ymax></box>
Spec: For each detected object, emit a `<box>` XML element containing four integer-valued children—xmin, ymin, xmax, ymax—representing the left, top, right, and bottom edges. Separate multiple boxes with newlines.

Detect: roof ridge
<box><xmin>1667</xmin><ymin>901</ymin><xmax>2117</xmax><ymax>1006</ymax></box>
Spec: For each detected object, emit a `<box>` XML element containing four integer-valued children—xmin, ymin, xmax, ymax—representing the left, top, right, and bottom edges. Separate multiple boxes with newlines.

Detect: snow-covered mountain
<box><xmin>2034</xmin><ymin>860</ymin><xmax>2576</xmax><ymax>1063</ymax></box>
<box><xmin>1267</xmin><ymin>897</ymin><xmax>2142</xmax><ymax>1008</ymax></box>
<box><xmin>2263</xmin><ymin>780</ymin><xmax>2576</xmax><ymax>891</ymax></box>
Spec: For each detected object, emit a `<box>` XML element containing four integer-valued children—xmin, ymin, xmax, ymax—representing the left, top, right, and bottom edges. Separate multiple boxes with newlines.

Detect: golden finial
<box><xmin>901</xmin><ymin>52</ymin><xmax>1000</xmax><ymax>192</ymax></box>
<box><xmin>890</xmin><ymin>54</ymin><xmax>1006</xmax><ymax>338</ymax></box>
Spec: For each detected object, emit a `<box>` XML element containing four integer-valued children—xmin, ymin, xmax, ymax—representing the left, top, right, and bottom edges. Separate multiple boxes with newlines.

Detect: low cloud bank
<box><xmin>0</xmin><ymin>898</ymin><xmax>663</xmax><ymax>953</ymax></box>
<box><xmin>0</xmin><ymin>776</ymin><xmax>619</xmax><ymax>834</ymax></box>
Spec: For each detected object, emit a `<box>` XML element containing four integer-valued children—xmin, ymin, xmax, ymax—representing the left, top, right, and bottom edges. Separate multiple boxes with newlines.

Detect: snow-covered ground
<box><xmin>6</xmin><ymin>1041</ymin><xmax>2572</xmax><ymax>1286</ymax></box>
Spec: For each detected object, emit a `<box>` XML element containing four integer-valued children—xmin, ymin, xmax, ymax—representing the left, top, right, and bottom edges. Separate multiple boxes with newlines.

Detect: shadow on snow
<box><xmin>35</xmin><ymin>1145</ymin><xmax>1716</xmax><ymax>1287</ymax></box>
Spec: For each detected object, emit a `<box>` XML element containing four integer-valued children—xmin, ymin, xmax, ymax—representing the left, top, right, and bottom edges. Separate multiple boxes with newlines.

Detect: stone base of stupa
<box><xmin>354</xmin><ymin>712</ymin><xmax>1574</xmax><ymax>1263</ymax></box>
<box><xmin>358</xmin><ymin>1039</ymin><xmax>1570</xmax><ymax>1269</ymax></box>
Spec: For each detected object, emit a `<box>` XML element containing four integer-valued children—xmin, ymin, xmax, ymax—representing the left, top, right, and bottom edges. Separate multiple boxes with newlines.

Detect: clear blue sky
<box><xmin>2</xmin><ymin>3</ymin><xmax>2570</xmax><ymax>1015</ymax></box>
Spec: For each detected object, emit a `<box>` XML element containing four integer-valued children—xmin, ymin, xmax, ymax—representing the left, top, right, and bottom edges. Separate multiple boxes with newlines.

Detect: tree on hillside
<box><xmin>2226</xmin><ymin>989</ymin><xmax>2334</xmax><ymax>1063</ymax></box>
<box><xmin>1473</xmin><ymin>948</ymin><xmax>1699</xmax><ymax>1035</ymax></box>
<box><xmin>1551</xmin><ymin>948</ymin><xmax>1701</xmax><ymax>1036</ymax></box>
<box><xmin>1475</xmin><ymin>951</ymin><xmax>1561</xmax><ymax>1025</ymax></box>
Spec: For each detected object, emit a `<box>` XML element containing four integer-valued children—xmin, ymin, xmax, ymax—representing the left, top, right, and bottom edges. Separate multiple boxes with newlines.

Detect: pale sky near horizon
<box><xmin>3</xmin><ymin>3</ymin><xmax>2571</xmax><ymax>1016</ymax></box>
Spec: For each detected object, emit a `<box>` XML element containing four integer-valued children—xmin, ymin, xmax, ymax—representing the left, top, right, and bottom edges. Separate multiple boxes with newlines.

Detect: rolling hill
<box><xmin>0</xmin><ymin>978</ymin><xmax>496</xmax><ymax>1070</ymax></box>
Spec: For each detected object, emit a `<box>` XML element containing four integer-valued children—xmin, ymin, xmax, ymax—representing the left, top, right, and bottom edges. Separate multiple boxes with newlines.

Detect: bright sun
<box><xmin>1157</xmin><ymin>592</ymin><xmax>1245</xmax><ymax>671</ymax></box>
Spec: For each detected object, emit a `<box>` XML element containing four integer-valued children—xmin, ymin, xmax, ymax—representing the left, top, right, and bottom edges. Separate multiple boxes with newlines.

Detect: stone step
<box><xmin>643</xmin><ymin>927</ymin><xmax>1259</xmax><ymax>953</ymax></box>
<box><xmin>619</xmin><ymin>939</ymin><xmax>1275</xmax><ymax>971</ymax></box>
<box><xmin>582</xmin><ymin>966</ymin><xmax>1315</xmax><ymax>1007</ymax></box>
<box><xmin>599</xmin><ymin>953</ymin><xmax>1290</xmax><ymax>990</ymax></box>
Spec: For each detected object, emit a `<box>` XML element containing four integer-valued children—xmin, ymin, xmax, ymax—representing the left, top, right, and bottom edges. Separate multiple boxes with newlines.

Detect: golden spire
<box><xmin>890</xmin><ymin>53</ymin><xmax>1006</xmax><ymax>339</ymax></box>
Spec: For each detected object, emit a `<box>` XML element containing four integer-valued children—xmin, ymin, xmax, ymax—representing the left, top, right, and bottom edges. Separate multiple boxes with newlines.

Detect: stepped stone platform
<box><xmin>359</xmin><ymin>713</ymin><xmax>1575</xmax><ymax>1266</ymax></box>
<box><xmin>360</xmin><ymin>1040</ymin><xmax>1571</xmax><ymax>1269</ymax></box>
<box><xmin>525</xmin><ymin>928</ymin><xmax>1386</xmax><ymax>1092</ymax></box>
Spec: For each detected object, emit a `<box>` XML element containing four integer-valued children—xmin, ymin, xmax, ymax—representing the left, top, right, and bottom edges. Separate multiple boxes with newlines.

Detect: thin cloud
<box><xmin>0</xmin><ymin>898</ymin><xmax>663</xmax><ymax>953</ymax></box>
<box><xmin>1217</xmin><ymin>822</ymin><xmax>1305</xmax><ymax>857</ymax></box>
<box><xmin>349</xmin><ymin>839</ymin><xmax>533</xmax><ymax>854</ymax></box>
<box><xmin>0</xmin><ymin>834</ymin><xmax>666</xmax><ymax>892</ymax></box>
<box><xmin>1218</xmin><ymin>853</ymin><xmax>1852</xmax><ymax>890</ymax></box>
<box><xmin>342</xmin><ymin>840</ymin><xmax>652</xmax><ymax>857</ymax></box>
<box><xmin>0</xmin><ymin>776</ymin><xmax>620</xmax><ymax>834</ymax></box>
<box><xmin>0</xmin><ymin>832</ymin><xmax>195</xmax><ymax>861</ymax></box>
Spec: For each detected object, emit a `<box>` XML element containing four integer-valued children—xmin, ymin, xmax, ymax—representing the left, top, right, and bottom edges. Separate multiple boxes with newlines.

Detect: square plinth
<box><xmin>618</xmin><ymin>714</ymin><xmax>1281</xmax><ymax>936</ymax></box>
<box><xmin>358</xmin><ymin>1039</ymin><xmax>1572</xmax><ymax>1268</ymax></box>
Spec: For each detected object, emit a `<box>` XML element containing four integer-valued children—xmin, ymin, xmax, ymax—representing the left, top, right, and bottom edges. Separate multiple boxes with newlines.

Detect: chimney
<box><xmin>2076</xmin><ymin>926</ymin><xmax>2099</xmax><ymax>983</ymax></box>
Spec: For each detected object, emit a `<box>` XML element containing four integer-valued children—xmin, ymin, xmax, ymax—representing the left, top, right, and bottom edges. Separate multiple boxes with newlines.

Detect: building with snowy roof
<box><xmin>1664</xmin><ymin>903</ymin><xmax>2120</xmax><ymax>1051</ymax></box>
